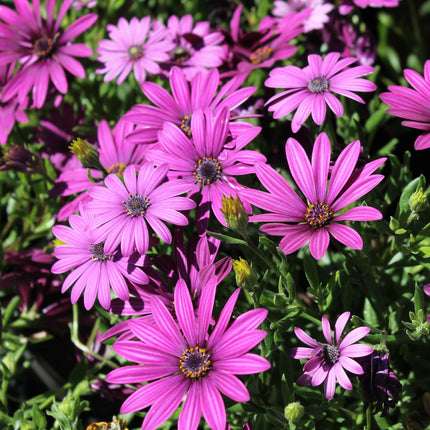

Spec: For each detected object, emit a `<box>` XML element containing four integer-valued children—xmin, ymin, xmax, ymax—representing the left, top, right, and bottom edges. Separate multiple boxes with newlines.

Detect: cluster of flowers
<box><xmin>0</xmin><ymin>0</ymin><xmax>416</xmax><ymax>427</ymax></box>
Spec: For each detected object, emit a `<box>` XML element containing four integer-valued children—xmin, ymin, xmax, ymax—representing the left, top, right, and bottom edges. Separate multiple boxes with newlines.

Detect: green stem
<box><xmin>242</xmin><ymin>231</ymin><xmax>277</xmax><ymax>271</ymax></box>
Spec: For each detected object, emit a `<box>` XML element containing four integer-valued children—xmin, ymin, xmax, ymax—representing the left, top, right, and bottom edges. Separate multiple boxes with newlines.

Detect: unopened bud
<box><xmin>409</xmin><ymin>188</ymin><xmax>428</xmax><ymax>213</ymax></box>
<box><xmin>221</xmin><ymin>195</ymin><xmax>248</xmax><ymax>234</ymax></box>
<box><xmin>69</xmin><ymin>137</ymin><xmax>102</xmax><ymax>170</ymax></box>
<box><xmin>284</xmin><ymin>401</ymin><xmax>304</xmax><ymax>423</ymax></box>
<box><xmin>232</xmin><ymin>257</ymin><xmax>257</xmax><ymax>288</ymax></box>
<box><xmin>0</xmin><ymin>145</ymin><xmax>42</xmax><ymax>174</ymax></box>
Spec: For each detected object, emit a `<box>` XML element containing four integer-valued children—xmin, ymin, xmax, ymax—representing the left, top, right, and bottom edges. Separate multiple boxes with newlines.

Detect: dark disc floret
<box><xmin>123</xmin><ymin>193</ymin><xmax>149</xmax><ymax>217</ymax></box>
<box><xmin>179</xmin><ymin>346</ymin><xmax>211</xmax><ymax>379</ymax></box>
<box><xmin>90</xmin><ymin>242</ymin><xmax>110</xmax><ymax>261</ymax></box>
<box><xmin>193</xmin><ymin>157</ymin><xmax>222</xmax><ymax>184</ymax></box>
<box><xmin>180</xmin><ymin>115</ymin><xmax>192</xmax><ymax>137</ymax></box>
<box><xmin>323</xmin><ymin>344</ymin><xmax>340</xmax><ymax>365</ymax></box>
<box><xmin>308</xmin><ymin>76</ymin><xmax>329</xmax><ymax>93</ymax></box>
<box><xmin>34</xmin><ymin>36</ymin><xmax>55</xmax><ymax>58</ymax></box>
<box><xmin>170</xmin><ymin>46</ymin><xmax>190</xmax><ymax>64</ymax></box>
<box><xmin>304</xmin><ymin>202</ymin><xmax>333</xmax><ymax>229</ymax></box>
<box><xmin>128</xmin><ymin>44</ymin><xmax>144</xmax><ymax>61</ymax></box>
<box><xmin>250</xmin><ymin>46</ymin><xmax>273</xmax><ymax>65</ymax></box>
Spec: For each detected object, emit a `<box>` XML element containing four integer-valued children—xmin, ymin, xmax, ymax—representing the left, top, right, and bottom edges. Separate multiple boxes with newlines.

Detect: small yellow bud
<box><xmin>232</xmin><ymin>257</ymin><xmax>257</xmax><ymax>288</ymax></box>
<box><xmin>284</xmin><ymin>401</ymin><xmax>305</xmax><ymax>423</ymax></box>
<box><xmin>220</xmin><ymin>195</ymin><xmax>248</xmax><ymax>233</ymax></box>
<box><xmin>69</xmin><ymin>137</ymin><xmax>102</xmax><ymax>170</ymax></box>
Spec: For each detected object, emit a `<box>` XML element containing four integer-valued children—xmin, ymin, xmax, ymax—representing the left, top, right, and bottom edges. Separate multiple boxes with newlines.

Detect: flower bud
<box><xmin>284</xmin><ymin>401</ymin><xmax>304</xmax><ymax>423</ymax></box>
<box><xmin>69</xmin><ymin>137</ymin><xmax>102</xmax><ymax>170</ymax></box>
<box><xmin>409</xmin><ymin>188</ymin><xmax>428</xmax><ymax>213</ymax></box>
<box><xmin>0</xmin><ymin>145</ymin><xmax>42</xmax><ymax>174</ymax></box>
<box><xmin>220</xmin><ymin>195</ymin><xmax>248</xmax><ymax>234</ymax></box>
<box><xmin>232</xmin><ymin>257</ymin><xmax>257</xmax><ymax>289</ymax></box>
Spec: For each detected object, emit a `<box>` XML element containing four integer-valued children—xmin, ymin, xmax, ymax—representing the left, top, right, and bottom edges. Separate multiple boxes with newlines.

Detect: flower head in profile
<box><xmin>148</xmin><ymin>108</ymin><xmax>264</xmax><ymax>231</ymax></box>
<box><xmin>105</xmin><ymin>279</ymin><xmax>270</xmax><ymax>430</ymax></box>
<box><xmin>290</xmin><ymin>312</ymin><xmax>373</xmax><ymax>399</ymax></box>
<box><xmin>358</xmin><ymin>351</ymin><xmax>402</xmax><ymax>416</ymax></box>
<box><xmin>380</xmin><ymin>60</ymin><xmax>430</xmax><ymax>151</ymax></box>
<box><xmin>51</xmin><ymin>208</ymin><xmax>149</xmax><ymax>310</ymax></box>
<box><xmin>0</xmin><ymin>0</ymin><xmax>97</xmax><ymax>108</ymax></box>
<box><xmin>87</xmin><ymin>163</ymin><xmax>196</xmax><ymax>257</ymax></box>
<box><xmin>242</xmin><ymin>132</ymin><xmax>385</xmax><ymax>259</ymax></box>
<box><xmin>265</xmin><ymin>52</ymin><xmax>376</xmax><ymax>132</ymax></box>
<box><xmin>124</xmin><ymin>66</ymin><xmax>255</xmax><ymax>145</ymax></box>
<box><xmin>96</xmin><ymin>17</ymin><xmax>174</xmax><ymax>85</ymax></box>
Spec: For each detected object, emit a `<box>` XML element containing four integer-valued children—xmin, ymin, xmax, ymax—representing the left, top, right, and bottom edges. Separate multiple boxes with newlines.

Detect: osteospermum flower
<box><xmin>289</xmin><ymin>312</ymin><xmax>373</xmax><ymax>399</ymax></box>
<box><xmin>160</xmin><ymin>14</ymin><xmax>225</xmax><ymax>80</ymax></box>
<box><xmin>51</xmin><ymin>209</ymin><xmax>149</xmax><ymax>310</ymax></box>
<box><xmin>105</xmin><ymin>278</ymin><xmax>270</xmax><ymax>430</ymax></box>
<box><xmin>380</xmin><ymin>60</ymin><xmax>430</xmax><ymax>150</ymax></box>
<box><xmin>96</xmin><ymin>17</ymin><xmax>174</xmax><ymax>85</ymax></box>
<box><xmin>124</xmin><ymin>66</ymin><xmax>255</xmax><ymax>145</ymax></box>
<box><xmin>147</xmin><ymin>108</ymin><xmax>265</xmax><ymax>230</ymax></box>
<box><xmin>272</xmin><ymin>0</ymin><xmax>334</xmax><ymax>33</ymax></box>
<box><xmin>265</xmin><ymin>52</ymin><xmax>376</xmax><ymax>132</ymax></box>
<box><xmin>241</xmin><ymin>132</ymin><xmax>385</xmax><ymax>260</ymax></box>
<box><xmin>87</xmin><ymin>163</ymin><xmax>196</xmax><ymax>257</ymax></box>
<box><xmin>0</xmin><ymin>0</ymin><xmax>97</xmax><ymax>108</ymax></box>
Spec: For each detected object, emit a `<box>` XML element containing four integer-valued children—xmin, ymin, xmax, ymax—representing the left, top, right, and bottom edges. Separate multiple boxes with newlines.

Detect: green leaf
<box><xmin>205</xmin><ymin>231</ymin><xmax>248</xmax><ymax>246</ymax></box>
<box><xmin>414</xmin><ymin>283</ymin><xmax>425</xmax><ymax>316</ymax></box>
<box><xmin>303</xmin><ymin>253</ymin><xmax>319</xmax><ymax>289</ymax></box>
<box><xmin>363</xmin><ymin>299</ymin><xmax>379</xmax><ymax>328</ymax></box>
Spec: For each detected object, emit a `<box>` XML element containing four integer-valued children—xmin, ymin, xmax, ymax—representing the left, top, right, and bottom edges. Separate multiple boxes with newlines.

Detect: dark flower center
<box><xmin>34</xmin><ymin>36</ymin><xmax>54</xmax><ymax>58</ymax></box>
<box><xmin>171</xmin><ymin>46</ymin><xmax>191</xmax><ymax>64</ymax></box>
<box><xmin>123</xmin><ymin>193</ymin><xmax>149</xmax><ymax>217</ymax></box>
<box><xmin>193</xmin><ymin>157</ymin><xmax>222</xmax><ymax>184</ymax></box>
<box><xmin>308</xmin><ymin>77</ymin><xmax>329</xmax><ymax>93</ymax></box>
<box><xmin>90</xmin><ymin>242</ymin><xmax>110</xmax><ymax>261</ymax></box>
<box><xmin>180</xmin><ymin>115</ymin><xmax>192</xmax><ymax>137</ymax></box>
<box><xmin>304</xmin><ymin>202</ymin><xmax>333</xmax><ymax>229</ymax></box>
<box><xmin>128</xmin><ymin>44</ymin><xmax>144</xmax><ymax>61</ymax></box>
<box><xmin>250</xmin><ymin>46</ymin><xmax>273</xmax><ymax>65</ymax></box>
<box><xmin>107</xmin><ymin>162</ymin><xmax>126</xmax><ymax>175</ymax></box>
<box><xmin>322</xmin><ymin>344</ymin><xmax>340</xmax><ymax>365</ymax></box>
<box><xmin>180</xmin><ymin>346</ymin><xmax>211</xmax><ymax>379</ymax></box>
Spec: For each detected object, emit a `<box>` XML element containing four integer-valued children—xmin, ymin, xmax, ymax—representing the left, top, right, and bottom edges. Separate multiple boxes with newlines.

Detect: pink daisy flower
<box><xmin>160</xmin><ymin>14</ymin><xmax>225</xmax><ymax>81</ymax></box>
<box><xmin>105</xmin><ymin>279</ymin><xmax>270</xmax><ymax>430</ymax></box>
<box><xmin>0</xmin><ymin>64</ymin><xmax>29</xmax><ymax>145</ymax></box>
<box><xmin>339</xmin><ymin>0</ymin><xmax>401</xmax><ymax>14</ymax></box>
<box><xmin>290</xmin><ymin>312</ymin><xmax>373</xmax><ymax>399</ymax></box>
<box><xmin>147</xmin><ymin>108</ymin><xmax>265</xmax><ymax>230</ymax></box>
<box><xmin>241</xmin><ymin>132</ymin><xmax>385</xmax><ymax>260</ymax></box>
<box><xmin>55</xmin><ymin>118</ymin><xmax>147</xmax><ymax>221</ymax></box>
<box><xmin>124</xmin><ymin>66</ymin><xmax>255</xmax><ymax>145</ymax></box>
<box><xmin>0</xmin><ymin>0</ymin><xmax>97</xmax><ymax>108</ymax></box>
<box><xmin>380</xmin><ymin>60</ymin><xmax>430</xmax><ymax>151</ymax></box>
<box><xmin>265</xmin><ymin>52</ymin><xmax>376</xmax><ymax>132</ymax></box>
<box><xmin>222</xmin><ymin>5</ymin><xmax>309</xmax><ymax>77</ymax></box>
<box><xmin>96</xmin><ymin>17</ymin><xmax>174</xmax><ymax>85</ymax></box>
<box><xmin>87</xmin><ymin>163</ymin><xmax>196</xmax><ymax>257</ymax></box>
<box><xmin>272</xmin><ymin>0</ymin><xmax>334</xmax><ymax>33</ymax></box>
<box><xmin>51</xmin><ymin>208</ymin><xmax>149</xmax><ymax>310</ymax></box>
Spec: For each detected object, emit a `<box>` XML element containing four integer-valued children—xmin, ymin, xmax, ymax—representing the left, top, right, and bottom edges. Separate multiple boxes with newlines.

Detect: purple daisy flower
<box><xmin>51</xmin><ymin>208</ymin><xmax>149</xmax><ymax>310</ymax></box>
<box><xmin>241</xmin><ymin>132</ymin><xmax>385</xmax><ymax>260</ymax></box>
<box><xmin>160</xmin><ymin>14</ymin><xmax>225</xmax><ymax>80</ymax></box>
<box><xmin>147</xmin><ymin>108</ymin><xmax>265</xmax><ymax>230</ymax></box>
<box><xmin>87</xmin><ymin>163</ymin><xmax>196</xmax><ymax>257</ymax></box>
<box><xmin>55</xmin><ymin>118</ymin><xmax>147</xmax><ymax>221</ymax></box>
<box><xmin>0</xmin><ymin>0</ymin><xmax>97</xmax><ymax>108</ymax></box>
<box><xmin>272</xmin><ymin>0</ymin><xmax>333</xmax><ymax>33</ymax></box>
<box><xmin>0</xmin><ymin>64</ymin><xmax>29</xmax><ymax>145</ymax></box>
<box><xmin>380</xmin><ymin>60</ymin><xmax>430</xmax><ymax>151</ymax></box>
<box><xmin>290</xmin><ymin>312</ymin><xmax>373</xmax><ymax>399</ymax></box>
<box><xmin>96</xmin><ymin>17</ymin><xmax>174</xmax><ymax>85</ymax></box>
<box><xmin>124</xmin><ymin>66</ymin><xmax>255</xmax><ymax>145</ymax></box>
<box><xmin>105</xmin><ymin>278</ymin><xmax>270</xmax><ymax>430</ymax></box>
<box><xmin>265</xmin><ymin>52</ymin><xmax>376</xmax><ymax>132</ymax></box>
